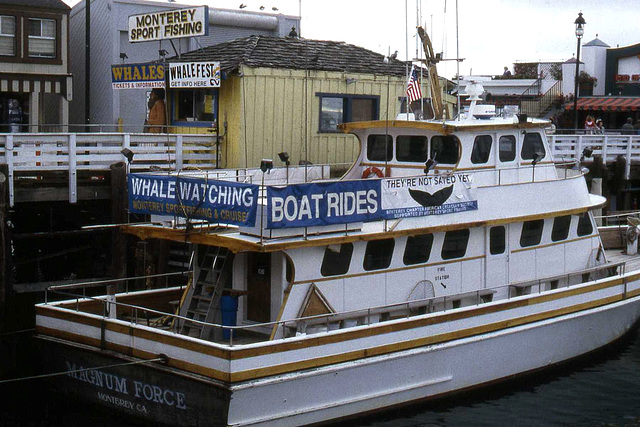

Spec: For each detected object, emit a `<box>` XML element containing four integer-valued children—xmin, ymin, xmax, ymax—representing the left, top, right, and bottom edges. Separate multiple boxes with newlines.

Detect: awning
<box><xmin>566</xmin><ymin>97</ymin><xmax>640</xmax><ymax>111</ymax></box>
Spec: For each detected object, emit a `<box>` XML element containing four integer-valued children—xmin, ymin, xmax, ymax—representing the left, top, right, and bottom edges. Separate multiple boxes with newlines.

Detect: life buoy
<box><xmin>362</xmin><ymin>166</ymin><xmax>385</xmax><ymax>179</ymax></box>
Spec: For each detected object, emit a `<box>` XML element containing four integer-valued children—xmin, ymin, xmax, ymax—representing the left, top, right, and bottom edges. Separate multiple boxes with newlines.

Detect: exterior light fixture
<box><xmin>573</xmin><ymin>12</ymin><xmax>586</xmax><ymax>131</ymax></box>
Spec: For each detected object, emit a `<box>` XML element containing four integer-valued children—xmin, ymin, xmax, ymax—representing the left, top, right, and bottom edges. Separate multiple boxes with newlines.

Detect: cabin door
<box><xmin>247</xmin><ymin>252</ymin><xmax>271</xmax><ymax>323</ymax></box>
<box><xmin>485</xmin><ymin>225</ymin><xmax>509</xmax><ymax>288</ymax></box>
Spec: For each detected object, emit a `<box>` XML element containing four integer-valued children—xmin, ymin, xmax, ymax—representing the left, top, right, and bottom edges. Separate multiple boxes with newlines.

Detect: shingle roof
<box><xmin>0</xmin><ymin>0</ymin><xmax>70</xmax><ymax>10</ymax></box>
<box><xmin>170</xmin><ymin>35</ymin><xmax>408</xmax><ymax>77</ymax></box>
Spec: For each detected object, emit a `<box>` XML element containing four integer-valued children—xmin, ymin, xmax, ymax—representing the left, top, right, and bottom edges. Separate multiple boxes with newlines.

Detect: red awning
<box><xmin>566</xmin><ymin>97</ymin><xmax>640</xmax><ymax>111</ymax></box>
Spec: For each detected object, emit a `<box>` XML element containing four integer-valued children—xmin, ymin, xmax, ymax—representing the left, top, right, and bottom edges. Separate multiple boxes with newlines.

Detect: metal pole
<box><xmin>573</xmin><ymin>37</ymin><xmax>582</xmax><ymax>131</ymax></box>
<box><xmin>85</xmin><ymin>0</ymin><xmax>90</xmax><ymax>132</ymax></box>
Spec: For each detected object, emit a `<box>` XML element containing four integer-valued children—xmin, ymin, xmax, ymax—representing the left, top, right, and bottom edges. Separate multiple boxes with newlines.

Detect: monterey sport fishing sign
<box><xmin>266</xmin><ymin>172</ymin><xmax>477</xmax><ymax>229</ymax></box>
<box><xmin>128</xmin><ymin>174</ymin><xmax>258</xmax><ymax>227</ymax></box>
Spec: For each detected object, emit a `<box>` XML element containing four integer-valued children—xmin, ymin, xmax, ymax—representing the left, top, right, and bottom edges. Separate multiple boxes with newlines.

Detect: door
<box><xmin>485</xmin><ymin>225</ymin><xmax>509</xmax><ymax>288</ymax></box>
<box><xmin>247</xmin><ymin>252</ymin><xmax>271</xmax><ymax>323</ymax></box>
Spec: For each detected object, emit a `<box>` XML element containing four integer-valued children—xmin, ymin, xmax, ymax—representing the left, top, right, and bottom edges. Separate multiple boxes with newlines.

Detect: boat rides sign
<box><xmin>267</xmin><ymin>173</ymin><xmax>477</xmax><ymax>229</ymax></box>
<box><xmin>128</xmin><ymin>174</ymin><xmax>258</xmax><ymax>227</ymax></box>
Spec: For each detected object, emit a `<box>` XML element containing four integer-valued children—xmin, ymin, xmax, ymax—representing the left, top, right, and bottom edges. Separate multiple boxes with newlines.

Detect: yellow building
<box><xmin>168</xmin><ymin>35</ymin><xmax>454</xmax><ymax>170</ymax></box>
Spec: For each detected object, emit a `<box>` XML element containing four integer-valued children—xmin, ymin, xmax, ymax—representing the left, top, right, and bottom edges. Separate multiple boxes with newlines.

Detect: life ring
<box><xmin>362</xmin><ymin>166</ymin><xmax>385</xmax><ymax>179</ymax></box>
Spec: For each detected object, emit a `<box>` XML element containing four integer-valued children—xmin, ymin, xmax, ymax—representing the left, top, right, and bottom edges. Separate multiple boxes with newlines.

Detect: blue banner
<box><xmin>267</xmin><ymin>180</ymin><xmax>382</xmax><ymax>229</ymax></box>
<box><xmin>128</xmin><ymin>174</ymin><xmax>258</xmax><ymax>227</ymax></box>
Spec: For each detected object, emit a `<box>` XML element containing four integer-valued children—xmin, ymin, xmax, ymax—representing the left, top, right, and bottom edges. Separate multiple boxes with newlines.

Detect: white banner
<box><xmin>128</xmin><ymin>6</ymin><xmax>208</xmax><ymax>43</ymax></box>
<box><xmin>381</xmin><ymin>173</ymin><xmax>477</xmax><ymax>218</ymax></box>
<box><xmin>169</xmin><ymin>62</ymin><xmax>220</xmax><ymax>88</ymax></box>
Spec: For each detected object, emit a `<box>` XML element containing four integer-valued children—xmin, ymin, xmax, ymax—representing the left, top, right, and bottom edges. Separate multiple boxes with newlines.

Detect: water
<box><xmin>4</xmin><ymin>326</ymin><xmax>640</xmax><ymax>426</ymax></box>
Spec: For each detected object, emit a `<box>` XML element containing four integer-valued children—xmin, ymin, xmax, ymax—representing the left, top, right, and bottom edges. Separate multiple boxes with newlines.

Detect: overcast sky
<box><xmin>62</xmin><ymin>0</ymin><xmax>638</xmax><ymax>77</ymax></box>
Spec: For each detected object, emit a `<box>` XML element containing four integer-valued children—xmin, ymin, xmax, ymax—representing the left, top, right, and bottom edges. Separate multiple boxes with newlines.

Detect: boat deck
<box><xmin>605</xmin><ymin>249</ymin><xmax>640</xmax><ymax>272</ymax></box>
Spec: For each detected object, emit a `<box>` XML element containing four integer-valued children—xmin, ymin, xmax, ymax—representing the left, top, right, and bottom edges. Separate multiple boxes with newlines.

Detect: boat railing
<box><xmin>595</xmin><ymin>210</ymin><xmax>640</xmax><ymax>227</ymax></box>
<box><xmin>42</xmin><ymin>260</ymin><xmax>626</xmax><ymax>347</ymax></box>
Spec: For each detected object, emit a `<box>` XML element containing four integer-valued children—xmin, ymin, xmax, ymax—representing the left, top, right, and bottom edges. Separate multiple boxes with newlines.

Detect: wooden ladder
<box><xmin>179</xmin><ymin>245</ymin><xmax>231</xmax><ymax>340</ymax></box>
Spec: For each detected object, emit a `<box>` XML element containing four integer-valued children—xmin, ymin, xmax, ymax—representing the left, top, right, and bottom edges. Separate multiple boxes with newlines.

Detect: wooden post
<box><xmin>0</xmin><ymin>164</ymin><xmax>11</xmax><ymax>307</ymax></box>
<box><xmin>110</xmin><ymin>162</ymin><xmax>128</xmax><ymax>292</ymax></box>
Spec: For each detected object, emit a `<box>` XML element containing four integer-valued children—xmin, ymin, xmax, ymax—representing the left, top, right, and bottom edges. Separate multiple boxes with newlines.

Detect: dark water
<box><xmin>3</xmin><ymin>326</ymin><xmax>640</xmax><ymax>427</ymax></box>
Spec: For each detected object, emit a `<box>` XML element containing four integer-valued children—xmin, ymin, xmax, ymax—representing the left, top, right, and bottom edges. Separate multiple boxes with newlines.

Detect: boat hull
<box><xmin>36</xmin><ymin>337</ymin><xmax>231</xmax><ymax>426</ymax></box>
<box><xmin>37</xmin><ymin>293</ymin><xmax>640</xmax><ymax>426</ymax></box>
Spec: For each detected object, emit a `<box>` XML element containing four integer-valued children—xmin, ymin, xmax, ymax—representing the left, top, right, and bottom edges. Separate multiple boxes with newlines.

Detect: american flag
<box><xmin>406</xmin><ymin>67</ymin><xmax>423</xmax><ymax>103</ymax></box>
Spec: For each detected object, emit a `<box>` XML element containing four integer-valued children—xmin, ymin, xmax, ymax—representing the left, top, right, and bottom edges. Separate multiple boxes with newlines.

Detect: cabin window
<box><xmin>551</xmin><ymin>215</ymin><xmax>571</xmax><ymax>242</ymax></box>
<box><xmin>442</xmin><ymin>229</ymin><xmax>470</xmax><ymax>260</ymax></box>
<box><xmin>0</xmin><ymin>16</ymin><xmax>16</xmax><ymax>56</ymax></box>
<box><xmin>499</xmin><ymin>135</ymin><xmax>516</xmax><ymax>162</ymax></box>
<box><xmin>521</xmin><ymin>132</ymin><xmax>546</xmax><ymax>161</ymax></box>
<box><xmin>577</xmin><ymin>213</ymin><xmax>593</xmax><ymax>236</ymax></box>
<box><xmin>430</xmin><ymin>135</ymin><xmax>460</xmax><ymax>164</ymax></box>
<box><xmin>520</xmin><ymin>219</ymin><xmax>544</xmax><ymax>247</ymax></box>
<box><xmin>403</xmin><ymin>233</ymin><xmax>434</xmax><ymax>265</ymax></box>
<box><xmin>363</xmin><ymin>239</ymin><xmax>395</xmax><ymax>271</ymax></box>
<box><xmin>321</xmin><ymin>243</ymin><xmax>353</xmax><ymax>276</ymax></box>
<box><xmin>367</xmin><ymin>134</ymin><xmax>393</xmax><ymax>161</ymax></box>
<box><xmin>489</xmin><ymin>226</ymin><xmax>506</xmax><ymax>255</ymax></box>
<box><xmin>28</xmin><ymin>18</ymin><xmax>56</xmax><ymax>58</ymax></box>
<box><xmin>317</xmin><ymin>93</ymin><xmax>379</xmax><ymax>132</ymax></box>
<box><xmin>397</xmin><ymin>135</ymin><xmax>428</xmax><ymax>162</ymax></box>
<box><xmin>471</xmin><ymin>135</ymin><xmax>493</xmax><ymax>164</ymax></box>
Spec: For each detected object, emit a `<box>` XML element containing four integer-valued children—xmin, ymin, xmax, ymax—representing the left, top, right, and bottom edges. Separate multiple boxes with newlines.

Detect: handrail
<box><xmin>43</xmin><ymin>259</ymin><xmax>626</xmax><ymax>347</ymax></box>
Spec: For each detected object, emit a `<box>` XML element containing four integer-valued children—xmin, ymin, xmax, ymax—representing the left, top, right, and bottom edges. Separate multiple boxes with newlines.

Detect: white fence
<box><xmin>0</xmin><ymin>133</ymin><xmax>218</xmax><ymax>205</ymax></box>
<box><xmin>548</xmin><ymin>134</ymin><xmax>640</xmax><ymax>179</ymax></box>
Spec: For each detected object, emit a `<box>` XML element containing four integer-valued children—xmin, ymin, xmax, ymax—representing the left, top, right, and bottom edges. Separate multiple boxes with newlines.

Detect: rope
<box><xmin>0</xmin><ymin>328</ymin><xmax>35</xmax><ymax>337</ymax></box>
<box><xmin>0</xmin><ymin>356</ymin><xmax>167</xmax><ymax>385</ymax></box>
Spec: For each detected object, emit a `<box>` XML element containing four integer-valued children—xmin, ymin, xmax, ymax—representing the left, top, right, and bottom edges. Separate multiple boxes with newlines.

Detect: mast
<box><xmin>417</xmin><ymin>27</ymin><xmax>444</xmax><ymax>120</ymax></box>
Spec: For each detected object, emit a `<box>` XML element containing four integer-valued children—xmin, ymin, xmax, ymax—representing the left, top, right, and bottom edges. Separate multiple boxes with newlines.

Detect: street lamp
<box><xmin>573</xmin><ymin>12</ymin><xmax>586</xmax><ymax>131</ymax></box>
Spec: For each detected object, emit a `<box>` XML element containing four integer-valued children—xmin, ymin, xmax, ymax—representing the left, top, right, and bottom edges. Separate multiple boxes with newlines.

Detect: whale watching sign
<box><xmin>128</xmin><ymin>174</ymin><xmax>258</xmax><ymax>227</ymax></box>
<box><xmin>128</xmin><ymin>6</ymin><xmax>208</xmax><ymax>43</ymax></box>
<box><xmin>111</xmin><ymin>63</ymin><xmax>165</xmax><ymax>89</ymax></box>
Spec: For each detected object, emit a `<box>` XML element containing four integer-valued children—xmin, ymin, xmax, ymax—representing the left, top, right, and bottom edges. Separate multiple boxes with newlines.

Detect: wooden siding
<box><xmin>220</xmin><ymin>66</ymin><xmax>409</xmax><ymax>169</ymax></box>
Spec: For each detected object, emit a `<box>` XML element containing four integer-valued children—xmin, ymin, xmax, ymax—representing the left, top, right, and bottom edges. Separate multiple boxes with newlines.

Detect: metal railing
<box><xmin>43</xmin><ymin>259</ymin><xmax>626</xmax><ymax>347</ymax></box>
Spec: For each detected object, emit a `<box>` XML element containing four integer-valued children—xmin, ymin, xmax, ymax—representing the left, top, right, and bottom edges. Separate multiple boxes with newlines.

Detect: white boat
<box><xmin>34</xmin><ymin>38</ymin><xmax>640</xmax><ymax>427</ymax></box>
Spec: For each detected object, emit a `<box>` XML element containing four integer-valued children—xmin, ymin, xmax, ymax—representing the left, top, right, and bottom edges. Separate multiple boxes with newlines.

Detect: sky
<box><xmin>61</xmin><ymin>0</ymin><xmax>638</xmax><ymax>78</ymax></box>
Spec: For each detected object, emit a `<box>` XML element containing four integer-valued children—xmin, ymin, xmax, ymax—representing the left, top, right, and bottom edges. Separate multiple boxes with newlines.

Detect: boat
<box><xmin>34</xmin><ymin>31</ymin><xmax>640</xmax><ymax>427</ymax></box>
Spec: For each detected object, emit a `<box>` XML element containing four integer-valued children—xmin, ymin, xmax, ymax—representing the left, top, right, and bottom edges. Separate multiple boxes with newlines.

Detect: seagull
<box><xmin>239</xmin><ymin>3</ymin><xmax>247</xmax><ymax>8</ymax></box>
<box><xmin>272</xmin><ymin>6</ymin><xmax>278</xmax><ymax>10</ymax></box>
<box><xmin>260</xmin><ymin>5</ymin><xmax>265</xmax><ymax>9</ymax></box>
<box><xmin>390</xmin><ymin>50</ymin><xmax>398</xmax><ymax>60</ymax></box>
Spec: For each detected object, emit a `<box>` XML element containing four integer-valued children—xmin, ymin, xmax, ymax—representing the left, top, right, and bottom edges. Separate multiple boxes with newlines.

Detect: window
<box><xmin>577</xmin><ymin>213</ymin><xmax>593</xmax><ymax>236</ymax></box>
<box><xmin>489</xmin><ymin>226</ymin><xmax>505</xmax><ymax>255</ymax></box>
<box><xmin>551</xmin><ymin>215</ymin><xmax>571</xmax><ymax>242</ymax></box>
<box><xmin>520</xmin><ymin>219</ymin><xmax>544</xmax><ymax>247</ymax></box>
<box><xmin>28</xmin><ymin>18</ymin><xmax>56</xmax><ymax>58</ymax></box>
<box><xmin>471</xmin><ymin>135</ymin><xmax>492</xmax><ymax>164</ymax></box>
<box><xmin>430</xmin><ymin>135</ymin><xmax>460</xmax><ymax>164</ymax></box>
<box><xmin>367</xmin><ymin>134</ymin><xmax>392</xmax><ymax>161</ymax></box>
<box><xmin>397</xmin><ymin>135</ymin><xmax>428</xmax><ymax>162</ymax></box>
<box><xmin>173</xmin><ymin>89</ymin><xmax>217</xmax><ymax>123</ymax></box>
<box><xmin>0</xmin><ymin>16</ymin><xmax>16</xmax><ymax>56</ymax></box>
<box><xmin>403</xmin><ymin>233</ymin><xmax>434</xmax><ymax>265</ymax></box>
<box><xmin>321</xmin><ymin>243</ymin><xmax>353</xmax><ymax>276</ymax></box>
<box><xmin>499</xmin><ymin>135</ymin><xmax>516</xmax><ymax>162</ymax></box>
<box><xmin>363</xmin><ymin>239</ymin><xmax>395</xmax><ymax>271</ymax></box>
<box><xmin>318</xmin><ymin>94</ymin><xmax>378</xmax><ymax>132</ymax></box>
<box><xmin>442</xmin><ymin>229</ymin><xmax>470</xmax><ymax>260</ymax></box>
<box><xmin>521</xmin><ymin>132</ymin><xmax>546</xmax><ymax>161</ymax></box>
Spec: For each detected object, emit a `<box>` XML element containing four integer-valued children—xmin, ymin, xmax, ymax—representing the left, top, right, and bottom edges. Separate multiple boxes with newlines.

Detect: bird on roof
<box><xmin>260</xmin><ymin>6</ymin><xmax>265</xmax><ymax>10</ymax></box>
<box><xmin>239</xmin><ymin>3</ymin><xmax>247</xmax><ymax>8</ymax></box>
<box><xmin>272</xmin><ymin>6</ymin><xmax>278</xmax><ymax>10</ymax></box>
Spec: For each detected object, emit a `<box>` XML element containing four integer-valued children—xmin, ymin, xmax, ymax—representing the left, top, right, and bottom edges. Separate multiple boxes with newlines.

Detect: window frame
<box><xmin>363</xmin><ymin>238</ymin><xmax>395</xmax><ymax>271</ymax></box>
<box><xmin>430</xmin><ymin>134</ymin><xmax>460</xmax><ymax>165</ymax></box>
<box><xmin>471</xmin><ymin>135</ymin><xmax>493</xmax><ymax>164</ymax></box>
<box><xmin>489</xmin><ymin>226</ymin><xmax>506</xmax><ymax>255</ymax></box>
<box><xmin>521</xmin><ymin>132</ymin><xmax>546</xmax><ymax>161</ymax></box>
<box><xmin>320</xmin><ymin>243</ymin><xmax>354</xmax><ymax>277</ymax></box>
<box><xmin>171</xmin><ymin>88</ymin><xmax>218</xmax><ymax>127</ymax></box>
<box><xmin>396</xmin><ymin>135</ymin><xmax>428</xmax><ymax>163</ymax></box>
<box><xmin>520</xmin><ymin>219</ymin><xmax>544</xmax><ymax>247</ymax></box>
<box><xmin>27</xmin><ymin>17</ymin><xmax>56</xmax><ymax>59</ymax></box>
<box><xmin>367</xmin><ymin>134</ymin><xmax>393</xmax><ymax>162</ymax></box>
<box><xmin>577</xmin><ymin>213</ymin><xmax>594</xmax><ymax>237</ymax></box>
<box><xmin>20</xmin><ymin>12</ymin><xmax>62</xmax><ymax>65</ymax></box>
<box><xmin>441</xmin><ymin>229</ymin><xmax>470</xmax><ymax>260</ymax></box>
<box><xmin>0</xmin><ymin>15</ymin><xmax>17</xmax><ymax>57</ymax></box>
<box><xmin>551</xmin><ymin>215</ymin><xmax>571</xmax><ymax>242</ymax></box>
<box><xmin>403</xmin><ymin>233</ymin><xmax>434</xmax><ymax>265</ymax></box>
<box><xmin>317</xmin><ymin>93</ymin><xmax>380</xmax><ymax>133</ymax></box>
<box><xmin>499</xmin><ymin>135</ymin><xmax>516</xmax><ymax>162</ymax></box>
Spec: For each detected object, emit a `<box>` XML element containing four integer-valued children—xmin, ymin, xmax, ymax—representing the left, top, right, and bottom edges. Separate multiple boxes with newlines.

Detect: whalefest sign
<box><xmin>111</xmin><ymin>63</ymin><xmax>165</xmax><ymax>90</ymax></box>
<box><xmin>169</xmin><ymin>62</ymin><xmax>221</xmax><ymax>88</ymax></box>
<box><xmin>128</xmin><ymin>6</ymin><xmax>208</xmax><ymax>43</ymax></box>
<box><xmin>128</xmin><ymin>173</ymin><xmax>477</xmax><ymax>229</ymax></box>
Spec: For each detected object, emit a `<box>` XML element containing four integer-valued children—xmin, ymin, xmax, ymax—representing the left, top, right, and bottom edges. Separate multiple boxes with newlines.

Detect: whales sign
<box><xmin>128</xmin><ymin>174</ymin><xmax>258</xmax><ymax>226</ymax></box>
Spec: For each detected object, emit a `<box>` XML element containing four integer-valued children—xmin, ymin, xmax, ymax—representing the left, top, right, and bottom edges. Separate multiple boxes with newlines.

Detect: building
<box><xmin>0</xmin><ymin>0</ymin><xmax>72</xmax><ymax>132</ymax></box>
<box><xmin>69</xmin><ymin>0</ymin><xmax>299</xmax><ymax>131</ymax></box>
<box><xmin>166</xmin><ymin>35</ymin><xmax>453</xmax><ymax>169</ymax></box>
